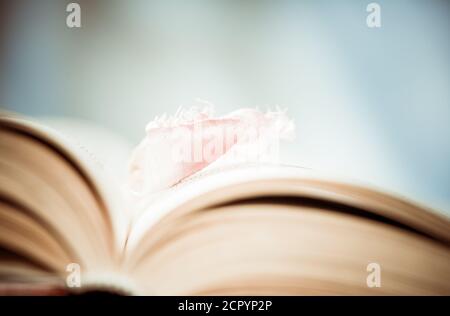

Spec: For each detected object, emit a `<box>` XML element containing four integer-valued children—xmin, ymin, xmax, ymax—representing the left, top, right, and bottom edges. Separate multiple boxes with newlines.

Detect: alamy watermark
<box><xmin>66</xmin><ymin>3</ymin><xmax>81</xmax><ymax>28</ymax></box>
<box><xmin>366</xmin><ymin>3</ymin><xmax>381</xmax><ymax>28</ymax></box>
<box><xmin>66</xmin><ymin>263</ymin><xmax>81</xmax><ymax>288</ymax></box>
<box><xmin>167</xmin><ymin>122</ymin><xmax>284</xmax><ymax>164</ymax></box>
<box><xmin>366</xmin><ymin>262</ymin><xmax>381</xmax><ymax>288</ymax></box>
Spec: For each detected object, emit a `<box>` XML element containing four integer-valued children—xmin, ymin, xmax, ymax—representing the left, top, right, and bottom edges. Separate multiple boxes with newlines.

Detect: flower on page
<box><xmin>126</xmin><ymin>104</ymin><xmax>295</xmax><ymax>197</ymax></box>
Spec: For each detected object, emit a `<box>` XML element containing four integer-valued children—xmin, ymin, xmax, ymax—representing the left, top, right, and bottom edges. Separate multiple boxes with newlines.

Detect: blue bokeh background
<box><xmin>1</xmin><ymin>0</ymin><xmax>449</xmax><ymax>213</ymax></box>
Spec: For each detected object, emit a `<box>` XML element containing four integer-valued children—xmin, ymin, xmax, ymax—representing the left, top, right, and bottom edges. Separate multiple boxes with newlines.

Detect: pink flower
<box><xmin>127</xmin><ymin>105</ymin><xmax>294</xmax><ymax>197</ymax></box>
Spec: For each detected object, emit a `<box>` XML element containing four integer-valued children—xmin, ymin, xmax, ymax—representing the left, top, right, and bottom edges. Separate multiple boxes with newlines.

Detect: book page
<box><xmin>0</xmin><ymin>115</ymin><xmax>131</xmax><ymax>254</ymax></box>
<box><xmin>127</xmin><ymin>163</ymin><xmax>450</xmax><ymax>253</ymax></box>
<box><xmin>37</xmin><ymin>117</ymin><xmax>134</xmax><ymax>185</ymax></box>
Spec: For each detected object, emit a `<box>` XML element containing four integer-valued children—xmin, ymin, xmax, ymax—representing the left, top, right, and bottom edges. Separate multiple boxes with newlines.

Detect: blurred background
<box><xmin>0</xmin><ymin>0</ymin><xmax>449</xmax><ymax>213</ymax></box>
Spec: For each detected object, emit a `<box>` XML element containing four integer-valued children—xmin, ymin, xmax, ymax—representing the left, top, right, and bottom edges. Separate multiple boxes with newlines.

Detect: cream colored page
<box><xmin>37</xmin><ymin>117</ymin><xmax>133</xmax><ymax>185</ymax></box>
<box><xmin>0</xmin><ymin>115</ymin><xmax>131</xmax><ymax>252</ymax></box>
<box><xmin>127</xmin><ymin>163</ymin><xmax>450</xmax><ymax>253</ymax></box>
<box><xmin>127</xmin><ymin>164</ymin><xmax>341</xmax><ymax>249</ymax></box>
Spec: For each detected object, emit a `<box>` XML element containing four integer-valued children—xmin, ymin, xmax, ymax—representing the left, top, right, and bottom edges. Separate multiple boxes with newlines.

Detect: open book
<box><xmin>0</xmin><ymin>113</ymin><xmax>449</xmax><ymax>295</ymax></box>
